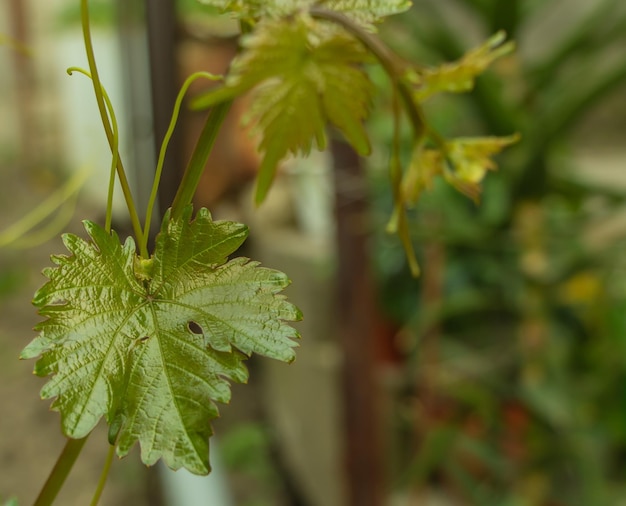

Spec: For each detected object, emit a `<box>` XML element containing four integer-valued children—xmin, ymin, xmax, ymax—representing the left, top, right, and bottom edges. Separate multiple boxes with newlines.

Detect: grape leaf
<box><xmin>443</xmin><ymin>134</ymin><xmax>520</xmax><ymax>201</ymax></box>
<box><xmin>409</xmin><ymin>31</ymin><xmax>515</xmax><ymax>102</ymax></box>
<box><xmin>401</xmin><ymin>134</ymin><xmax>520</xmax><ymax>204</ymax></box>
<box><xmin>198</xmin><ymin>0</ymin><xmax>411</xmax><ymax>27</ymax></box>
<box><xmin>319</xmin><ymin>0</ymin><xmax>412</xmax><ymax>27</ymax></box>
<box><xmin>193</xmin><ymin>15</ymin><xmax>374</xmax><ymax>204</ymax></box>
<box><xmin>21</xmin><ymin>206</ymin><xmax>301</xmax><ymax>475</ymax></box>
<box><xmin>401</xmin><ymin>144</ymin><xmax>443</xmax><ymax>205</ymax></box>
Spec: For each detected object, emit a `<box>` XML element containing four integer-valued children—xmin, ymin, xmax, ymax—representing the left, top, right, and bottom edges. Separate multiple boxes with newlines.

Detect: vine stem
<box><xmin>80</xmin><ymin>0</ymin><xmax>146</xmax><ymax>256</ymax></box>
<box><xmin>170</xmin><ymin>101</ymin><xmax>232</xmax><ymax>220</ymax></box>
<box><xmin>389</xmin><ymin>87</ymin><xmax>420</xmax><ymax>276</ymax></box>
<box><xmin>33</xmin><ymin>436</ymin><xmax>89</xmax><ymax>506</ymax></box>
<box><xmin>89</xmin><ymin>445</ymin><xmax>115</xmax><ymax>506</ymax></box>
<box><xmin>168</xmin><ymin>18</ymin><xmax>253</xmax><ymax>219</ymax></box>
<box><xmin>310</xmin><ymin>7</ymin><xmax>426</xmax><ymax>276</ymax></box>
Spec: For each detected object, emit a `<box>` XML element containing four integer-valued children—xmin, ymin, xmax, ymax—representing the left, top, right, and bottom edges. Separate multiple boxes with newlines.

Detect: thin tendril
<box><xmin>80</xmin><ymin>0</ymin><xmax>146</xmax><ymax>255</ymax></box>
<box><xmin>67</xmin><ymin>67</ymin><xmax>119</xmax><ymax>233</ymax></box>
<box><xmin>141</xmin><ymin>71</ymin><xmax>221</xmax><ymax>253</ymax></box>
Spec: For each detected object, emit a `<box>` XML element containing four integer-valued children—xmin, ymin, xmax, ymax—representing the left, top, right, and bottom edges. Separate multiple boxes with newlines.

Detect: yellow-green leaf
<box><xmin>320</xmin><ymin>0</ymin><xmax>412</xmax><ymax>28</ymax></box>
<box><xmin>443</xmin><ymin>133</ymin><xmax>520</xmax><ymax>201</ymax></box>
<box><xmin>401</xmin><ymin>145</ymin><xmax>444</xmax><ymax>205</ymax></box>
<box><xmin>199</xmin><ymin>0</ymin><xmax>411</xmax><ymax>27</ymax></box>
<box><xmin>410</xmin><ymin>31</ymin><xmax>515</xmax><ymax>102</ymax></box>
<box><xmin>195</xmin><ymin>15</ymin><xmax>374</xmax><ymax>204</ymax></box>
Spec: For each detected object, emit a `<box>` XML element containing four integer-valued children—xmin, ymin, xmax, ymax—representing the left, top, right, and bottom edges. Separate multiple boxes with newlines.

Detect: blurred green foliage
<box><xmin>54</xmin><ymin>0</ymin><xmax>222</xmax><ymax>30</ymax></box>
<box><xmin>220</xmin><ymin>423</ymin><xmax>284</xmax><ymax>506</ymax></box>
<box><xmin>369</xmin><ymin>1</ymin><xmax>626</xmax><ymax>504</ymax></box>
<box><xmin>54</xmin><ymin>0</ymin><xmax>117</xmax><ymax>30</ymax></box>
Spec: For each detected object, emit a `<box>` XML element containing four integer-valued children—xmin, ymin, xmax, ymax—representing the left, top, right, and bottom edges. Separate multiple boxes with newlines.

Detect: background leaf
<box><xmin>198</xmin><ymin>0</ymin><xmax>411</xmax><ymax>27</ymax></box>
<box><xmin>411</xmin><ymin>32</ymin><xmax>515</xmax><ymax>102</ymax></box>
<box><xmin>195</xmin><ymin>15</ymin><xmax>374</xmax><ymax>204</ymax></box>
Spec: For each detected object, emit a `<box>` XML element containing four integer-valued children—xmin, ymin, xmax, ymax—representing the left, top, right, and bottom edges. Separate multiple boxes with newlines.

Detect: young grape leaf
<box><xmin>193</xmin><ymin>15</ymin><xmax>374</xmax><ymax>204</ymax></box>
<box><xmin>409</xmin><ymin>31</ymin><xmax>515</xmax><ymax>102</ymax></box>
<box><xmin>21</xmin><ymin>206</ymin><xmax>301</xmax><ymax>475</ymax></box>
<box><xmin>321</xmin><ymin>0</ymin><xmax>412</xmax><ymax>28</ymax></box>
<box><xmin>401</xmin><ymin>144</ymin><xmax>444</xmax><ymax>205</ymax></box>
<box><xmin>400</xmin><ymin>134</ymin><xmax>520</xmax><ymax>205</ymax></box>
<box><xmin>198</xmin><ymin>0</ymin><xmax>411</xmax><ymax>27</ymax></box>
<box><xmin>443</xmin><ymin>134</ymin><xmax>520</xmax><ymax>201</ymax></box>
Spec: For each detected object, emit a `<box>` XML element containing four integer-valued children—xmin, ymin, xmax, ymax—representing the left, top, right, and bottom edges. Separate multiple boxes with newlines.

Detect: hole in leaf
<box><xmin>188</xmin><ymin>321</ymin><xmax>203</xmax><ymax>335</ymax></box>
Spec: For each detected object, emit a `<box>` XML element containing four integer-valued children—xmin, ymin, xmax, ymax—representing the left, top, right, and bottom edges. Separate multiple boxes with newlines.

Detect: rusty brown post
<box><xmin>8</xmin><ymin>0</ymin><xmax>37</xmax><ymax>172</ymax></box>
<box><xmin>143</xmin><ymin>0</ymin><xmax>183</xmax><ymax>213</ymax></box>
<box><xmin>331</xmin><ymin>138</ymin><xmax>385</xmax><ymax>506</ymax></box>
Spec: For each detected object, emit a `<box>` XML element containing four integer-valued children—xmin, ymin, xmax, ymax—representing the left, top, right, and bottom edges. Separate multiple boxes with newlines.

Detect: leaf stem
<box><xmin>170</xmin><ymin>101</ymin><xmax>232</xmax><ymax>220</ymax></box>
<box><xmin>33</xmin><ymin>436</ymin><xmax>89</xmax><ymax>506</ymax></box>
<box><xmin>141</xmin><ymin>72</ymin><xmax>221</xmax><ymax>252</ymax></box>
<box><xmin>80</xmin><ymin>0</ymin><xmax>146</xmax><ymax>255</ymax></box>
<box><xmin>389</xmin><ymin>88</ymin><xmax>420</xmax><ymax>277</ymax></box>
<box><xmin>89</xmin><ymin>445</ymin><xmax>115</xmax><ymax>506</ymax></box>
<box><xmin>311</xmin><ymin>7</ymin><xmax>427</xmax><ymax>276</ymax></box>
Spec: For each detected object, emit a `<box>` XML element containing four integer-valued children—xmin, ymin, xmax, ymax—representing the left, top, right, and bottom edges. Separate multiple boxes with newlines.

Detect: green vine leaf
<box><xmin>443</xmin><ymin>134</ymin><xmax>520</xmax><ymax>201</ymax></box>
<box><xmin>21</xmin><ymin>206</ymin><xmax>301</xmax><ymax>475</ymax></box>
<box><xmin>409</xmin><ymin>31</ymin><xmax>515</xmax><ymax>102</ymax></box>
<box><xmin>194</xmin><ymin>15</ymin><xmax>374</xmax><ymax>204</ymax></box>
<box><xmin>320</xmin><ymin>0</ymin><xmax>412</xmax><ymax>28</ymax></box>
<box><xmin>199</xmin><ymin>0</ymin><xmax>411</xmax><ymax>27</ymax></box>
<box><xmin>401</xmin><ymin>134</ymin><xmax>520</xmax><ymax>205</ymax></box>
<box><xmin>401</xmin><ymin>144</ymin><xmax>443</xmax><ymax>206</ymax></box>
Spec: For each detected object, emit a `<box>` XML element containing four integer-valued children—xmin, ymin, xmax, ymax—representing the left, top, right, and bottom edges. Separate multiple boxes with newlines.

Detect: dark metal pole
<box><xmin>8</xmin><ymin>0</ymin><xmax>37</xmax><ymax>173</ymax></box>
<box><xmin>331</xmin><ymin>138</ymin><xmax>385</xmax><ymax>506</ymax></box>
<box><xmin>143</xmin><ymin>0</ymin><xmax>182</xmax><ymax>214</ymax></box>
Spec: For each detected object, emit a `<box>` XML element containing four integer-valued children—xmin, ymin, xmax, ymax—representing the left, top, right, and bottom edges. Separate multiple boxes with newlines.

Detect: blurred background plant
<box><xmin>368</xmin><ymin>0</ymin><xmax>626</xmax><ymax>504</ymax></box>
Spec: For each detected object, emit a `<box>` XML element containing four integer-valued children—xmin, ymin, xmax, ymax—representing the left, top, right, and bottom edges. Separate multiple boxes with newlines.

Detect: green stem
<box><xmin>33</xmin><ymin>436</ymin><xmax>89</xmax><ymax>506</ymax></box>
<box><xmin>390</xmin><ymin>88</ymin><xmax>420</xmax><ymax>277</ymax></box>
<box><xmin>168</xmin><ymin>18</ymin><xmax>247</xmax><ymax>219</ymax></box>
<box><xmin>141</xmin><ymin>71</ymin><xmax>221</xmax><ymax>252</ymax></box>
<box><xmin>80</xmin><ymin>0</ymin><xmax>146</xmax><ymax>255</ymax></box>
<box><xmin>89</xmin><ymin>445</ymin><xmax>115</xmax><ymax>506</ymax></box>
<box><xmin>170</xmin><ymin>101</ymin><xmax>232</xmax><ymax>219</ymax></box>
<box><xmin>311</xmin><ymin>7</ymin><xmax>433</xmax><ymax>277</ymax></box>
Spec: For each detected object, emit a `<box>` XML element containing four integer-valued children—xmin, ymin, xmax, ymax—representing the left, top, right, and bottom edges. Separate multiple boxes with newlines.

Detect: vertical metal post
<box><xmin>8</xmin><ymin>0</ymin><xmax>37</xmax><ymax>172</ymax></box>
<box><xmin>143</xmin><ymin>0</ymin><xmax>182</xmax><ymax>214</ymax></box>
<box><xmin>116</xmin><ymin>0</ymin><xmax>158</xmax><ymax>224</ymax></box>
<box><xmin>332</xmin><ymin>138</ymin><xmax>385</xmax><ymax>506</ymax></box>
